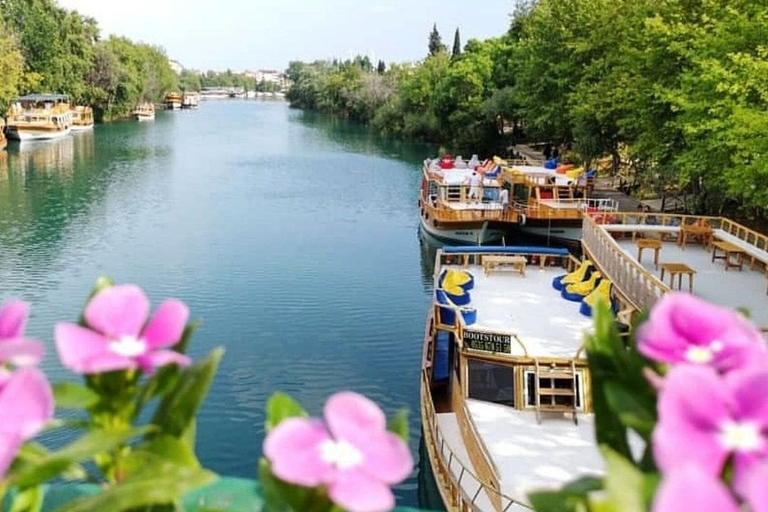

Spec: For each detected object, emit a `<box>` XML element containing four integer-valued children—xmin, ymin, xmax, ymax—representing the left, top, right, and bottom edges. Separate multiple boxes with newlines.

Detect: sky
<box><xmin>56</xmin><ymin>0</ymin><xmax>515</xmax><ymax>72</ymax></box>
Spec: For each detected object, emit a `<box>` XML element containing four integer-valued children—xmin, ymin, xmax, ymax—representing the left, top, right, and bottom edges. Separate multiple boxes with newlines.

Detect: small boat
<box><xmin>181</xmin><ymin>91</ymin><xmax>200</xmax><ymax>109</ymax></box>
<box><xmin>70</xmin><ymin>105</ymin><xmax>94</xmax><ymax>131</ymax></box>
<box><xmin>5</xmin><ymin>94</ymin><xmax>72</xmax><ymax>141</ymax></box>
<box><xmin>421</xmin><ymin>212</ymin><xmax>768</xmax><ymax>511</ymax></box>
<box><xmin>164</xmin><ymin>92</ymin><xmax>182</xmax><ymax>110</ymax></box>
<box><xmin>132</xmin><ymin>103</ymin><xmax>155</xmax><ymax>121</ymax></box>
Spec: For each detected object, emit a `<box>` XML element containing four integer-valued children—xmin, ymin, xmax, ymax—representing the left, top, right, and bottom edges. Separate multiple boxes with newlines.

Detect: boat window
<box><xmin>467</xmin><ymin>359</ymin><xmax>514</xmax><ymax>407</ymax></box>
<box><xmin>445</xmin><ymin>185</ymin><xmax>461</xmax><ymax>202</ymax></box>
<box><xmin>513</xmin><ymin>185</ymin><xmax>528</xmax><ymax>202</ymax></box>
<box><xmin>524</xmin><ymin>370</ymin><xmax>583</xmax><ymax>410</ymax></box>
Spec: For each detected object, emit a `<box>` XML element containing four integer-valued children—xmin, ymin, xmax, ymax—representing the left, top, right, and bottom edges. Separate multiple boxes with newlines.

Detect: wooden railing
<box><xmin>581</xmin><ymin>215</ymin><xmax>669</xmax><ymax>312</ymax></box>
<box><xmin>421</xmin><ymin>370</ymin><xmax>529</xmax><ymax>512</ymax></box>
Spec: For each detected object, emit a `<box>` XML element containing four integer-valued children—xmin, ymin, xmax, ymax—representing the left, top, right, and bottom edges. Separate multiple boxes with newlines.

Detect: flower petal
<box><xmin>0</xmin><ymin>300</ymin><xmax>29</xmax><ymax>339</ymax></box>
<box><xmin>328</xmin><ymin>470</ymin><xmax>395</xmax><ymax>512</ymax></box>
<box><xmin>136</xmin><ymin>350</ymin><xmax>191</xmax><ymax>373</ymax></box>
<box><xmin>726</xmin><ymin>370</ymin><xmax>768</xmax><ymax>425</ymax></box>
<box><xmin>84</xmin><ymin>285</ymin><xmax>149</xmax><ymax>339</ymax></box>
<box><xmin>0</xmin><ymin>368</ymin><xmax>53</xmax><ymax>440</ymax></box>
<box><xmin>743</xmin><ymin>463</ymin><xmax>768</xmax><ymax>512</ymax></box>
<box><xmin>141</xmin><ymin>300</ymin><xmax>189</xmax><ymax>349</ymax></box>
<box><xmin>263</xmin><ymin>418</ymin><xmax>333</xmax><ymax>487</ymax></box>
<box><xmin>653</xmin><ymin>422</ymin><xmax>727</xmax><ymax>477</ymax></box>
<box><xmin>358</xmin><ymin>431</ymin><xmax>413</xmax><ymax>485</ymax></box>
<box><xmin>324</xmin><ymin>392</ymin><xmax>386</xmax><ymax>447</ymax></box>
<box><xmin>55</xmin><ymin>323</ymin><xmax>113</xmax><ymax>374</ymax></box>
<box><xmin>652</xmin><ymin>465</ymin><xmax>739</xmax><ymax>512</ymax></box>
<box><xmin>0</xmin><ymin>338</ymin><xmax>44</xmax><ymax>367</ymax></box>
<box><xmin>0</xmin><ymin>433</ymin><xmax>23</xmax><ymax>480</ymax></box>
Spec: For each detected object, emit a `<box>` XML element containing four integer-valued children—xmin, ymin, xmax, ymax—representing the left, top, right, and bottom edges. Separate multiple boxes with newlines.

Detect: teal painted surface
<box><xmin>0</xmin><ymin>101</ymin><xmax>444</xmax><ymax>507</ymax></box>
<box><xmin>39</xmin><ymin>478</ymin><xmax>435</xmax><ymax>512</ymax></box>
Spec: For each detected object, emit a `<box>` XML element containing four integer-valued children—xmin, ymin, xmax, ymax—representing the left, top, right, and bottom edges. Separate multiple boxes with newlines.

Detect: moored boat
<box><xmin>132</xmin><ymin>103</ymin><xmax>155</xmax><ymax>121</ymax></box>
<box><xmin>70</xmin><ymin>105</ymin><xmax>94</xmax><ymax>131</ymax></box>
<box><xmin>419</xmin><ymin>155</ymin><xmax>521</xmax><ymax>245</ymax></box>
<box><xmin>5</xmin><ymin>94</ymin><xmax>72</xmax><ymax>142</ymax></box>
<box><xmin>164</xmin><ymin>92</ymin><xmax>182</xmax><ymax>110</ymax></box>
<box><xmin>182</xmin><ymin>91</ymin><xmax>200</xmax><ymax>109</ymax></box>
<box><xmin>421</xmin><ymin>245</ymin><xmax>613</xmax><ymax>511</ymax></box>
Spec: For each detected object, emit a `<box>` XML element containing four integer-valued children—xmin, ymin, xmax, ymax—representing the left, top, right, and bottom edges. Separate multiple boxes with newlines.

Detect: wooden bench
<box><xmin>601</xmin><ymin>224</ymin><xmax>680</xmax><ymax>241</ymax></box>
<box><xmin>711</xmin><ymin>240</ymin><xmax>746</xmax><ymax>271</ymax></box>
<box><xmin>482</xmin><ymin>255</ymin><xmax>527</xmax><ymax>276</ymax></box>
<box><xmin>713</xmin><ymin>229</ymin><xmax>768</xmax><ymax>269</ymax></box>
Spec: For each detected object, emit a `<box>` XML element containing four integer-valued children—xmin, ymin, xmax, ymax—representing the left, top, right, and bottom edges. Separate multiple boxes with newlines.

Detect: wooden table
<box><xmin>679</xmin><ymin>224</ymin><xmax>713</xmax><ymax>250</ymax></box>
<box><xmin>660</xmin><ymin>263</ymin><xmax>696</xmax><ymax>292</ymax></box>
<box><xmin>636</xmin><ymin>239</ymin><xmax>662</xmax><ymax>269</ymax></box>
<box><xmin>482</xmin><ymin>255</ymin><xmax>527</xmax><ymax>276</ymax></box>
<box><xmin>711</xmin><ymin>240</ymin><xmax>745</xmax><ymax>271</ymax></box>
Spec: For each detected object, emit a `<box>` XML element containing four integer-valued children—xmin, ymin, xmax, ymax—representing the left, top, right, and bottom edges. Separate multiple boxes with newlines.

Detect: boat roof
<box><xmin>612</xmin><ymin>237</ymin><xmax>768</xmax><ymax>328</ymax></box>
<box><xmin>440</xmin><ymin>262</ymin><xmax>593</xmax><ymax>359</ymax></box>
<box><xmin>16</xmin><ymin>94</ymin><xmax>69</xmax><ymax>102</ymax></box>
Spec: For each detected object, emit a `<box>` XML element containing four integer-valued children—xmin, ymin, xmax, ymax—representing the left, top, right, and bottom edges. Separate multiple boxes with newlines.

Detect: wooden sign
<box><xmin>463</xmin><ymin>329</ymin><xmax>511</xmax><ymax>353</ymax></box>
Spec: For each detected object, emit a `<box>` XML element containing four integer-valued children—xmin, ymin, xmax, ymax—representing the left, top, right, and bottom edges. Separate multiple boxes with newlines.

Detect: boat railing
<box><xmin>581</xmin><ymin>215</ymin><xmax>669</xmax><ymax>312</ymax></box>
<box><xmin>421</xmin><ymin>370</ymin><xmax>530</xmax><ymax>512</ymax></box>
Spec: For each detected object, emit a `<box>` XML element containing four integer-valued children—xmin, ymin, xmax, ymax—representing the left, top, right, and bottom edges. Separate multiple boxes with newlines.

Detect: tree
<box><xmin>0</xmin><ymin>19</ymin><xmax>24</xmax><ymax>110</ymax></box>
<box><xmin>376</xmin><ymin>60</ymin><xmax>386</xmax><ymax>74</ymax></box>
<box><xmin>452</xmin><ymin>28</ymin><xmax>462</xmax><ymax>59</ymax></box>
<box><xmin>428</xmin><ymin>23</ymin><xmax>446</xmax><ymax>56</ymax></box>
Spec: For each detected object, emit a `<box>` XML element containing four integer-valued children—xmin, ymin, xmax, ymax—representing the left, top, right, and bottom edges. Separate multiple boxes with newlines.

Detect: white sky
<box><xmin>56</xmin><ymin>0</ymin><xmax>515</xmax><ymax>71</ymax></box>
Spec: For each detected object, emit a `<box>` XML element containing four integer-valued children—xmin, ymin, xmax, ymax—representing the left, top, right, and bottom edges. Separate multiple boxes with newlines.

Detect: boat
<box><xmin>199</xmin><ymin>87</ymin><xmax>230</xmax><ymax>100</ymax></box>
<box><xmin>69</xmin><ymin>105</ymin><xmax>94</xmax><ymax>131</ymax></box>
<box><xmin>420</xmin><ymin>213</ymin><xmax>768</xmax><ymax>511</ymax></box>
<box><xmin>5</xmin><ymin>94</ymin><xmax>72</xmax><ymax>142</ymax></box>
<box><xmin>164</xmin><ymin>92</ymin><xmax>182</xmax><ymax>110</ymax></box>
<box><xmin>419</xmin><ymin>155</ymin><xmax>521</xmax><ymax>245</ymax></box>
<box><xmin>498</xmin><ymin>159</ymin><xmax>618</xmax><ymax>245</ymax></box>
<box><xmin>182</xmin><ymin>91</ymin><xmax>200</xmax><ymax>109</ymax></box>
<box><xmin>132</xmin><ymin>103</ymin><xmax>155</xmax><ymax>121</ymax></box>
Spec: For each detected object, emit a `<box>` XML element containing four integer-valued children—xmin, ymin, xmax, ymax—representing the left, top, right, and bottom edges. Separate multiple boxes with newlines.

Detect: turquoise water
<box><xmin>0</xmin><ymin>101</ymin><xmax>442</xmax><ymax>506</ymax></box>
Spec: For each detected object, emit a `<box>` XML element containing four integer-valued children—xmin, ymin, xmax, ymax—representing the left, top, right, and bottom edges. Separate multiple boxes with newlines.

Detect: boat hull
<box><xmin>518</xmin><ymin>222</ymin><xmax>583</xmax><ymax>245</ymax></box>
<box><xmin>70</xmin><ymin>124</ymin><xmax>94</xmax><ymax>132</ymax></box>
<box><xmin>6</xmin><ymin>126</ymin><xmax>72</xmax><ymax>141</ymax></box>
<box><xmin>134</xmin><ymin>114</ymin><xmax>155</xmax><ymax>121</ymax></box>
<box><xmin>419</xmin><ymin>214</ymin><xmax>506</xmax><ymax>245</ymax></box>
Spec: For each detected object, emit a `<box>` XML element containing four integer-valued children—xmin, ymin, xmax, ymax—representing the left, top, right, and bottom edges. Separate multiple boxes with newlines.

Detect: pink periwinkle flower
<box><xmin>637</xmin><ymin>293</ymin><xmax>768</xmax><ymax>373</ymax></box>
<box><xmin>653</xmin><ymin>464</ymin><xmax>768</xmax><ymax>512</ymax></box>
<box><xmin>0</xmin><ymin>300</ymin><xmax>44</xmax><ymax>368</ymax></box>
<box><xmin>55</xmin><ymin>285</ymin><xmax>191</xmax><ymax>375</ymax></box>
<box><xmin>0</xmin><ymin>368</ymin><xmax>54</xmax><ymax>478</ymax></box>
<box><xmin>653</xmin><ymin>365</ymin><xmax>768</xmax><ymax>497</ymax></box>
<box><xmin>264</xmin><ymin>391</ymin><xmax>413</xmax><ymax>512</ymax></box>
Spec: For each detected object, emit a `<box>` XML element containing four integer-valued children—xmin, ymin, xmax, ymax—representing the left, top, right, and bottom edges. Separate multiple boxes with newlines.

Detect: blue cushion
<box><xmin>435</xmin><ymin>289</ymin><xmax>450</xmax><ymax>305</ymax></box>
<box><xmin>445</xmin><ymin>288</ymin><xmax>471</xmax><ymax>306</ymax></box>
<box><xmin>438</xmin><ymin>305</ymin><xmax>456</xmax><ymax>325</ymax></box>
<box><xmin>433</xmin><ymin>331</ymin><xmax>450</xmax><ymax>381</ymax></box>
<box><xmin>552</xmin><ymin>275</ymin><xmax>566</xmax><ymax>290</ymax></box>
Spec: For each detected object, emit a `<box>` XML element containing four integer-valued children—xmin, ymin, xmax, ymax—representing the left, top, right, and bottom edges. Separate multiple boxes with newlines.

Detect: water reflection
<box><xmin>6</xmin><ymin>136</ymin><xmax>76</xmax><ymax>177</ymax></box>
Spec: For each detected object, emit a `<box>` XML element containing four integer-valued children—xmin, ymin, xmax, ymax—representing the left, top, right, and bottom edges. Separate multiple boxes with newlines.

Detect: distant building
<box><xmin>168</xmin><ymin>59</ymin><xmax>184</xmax><ymax>75</ymax></box>
<box><xmin>243</xmin><ymin>69</ymin><xmax>286</xmax><ymax>86</ymax></box>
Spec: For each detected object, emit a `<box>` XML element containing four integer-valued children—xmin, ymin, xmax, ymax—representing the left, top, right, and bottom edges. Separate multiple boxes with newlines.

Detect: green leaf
<box><xmin>258</xmin><ymin>458</ymin><xmax>331</xmax><ymax>512</ymax></box>
<box><xmin>49</xmin><ymin>466</ymin><xmax>216</xmax><ymax>512</ymax></box>
<box><xmin>13</xmin><ymin>443</ymin><xmax>87</xmax><ymax>482</ymax></box>
<box><xmin>528</xmin><ymin>476</ymin><xmax>602</xmax><ymax>512</ymax></box>
<box><xmin>599</xmin><ymin>447</ymin><xmax>647</xmax><ymax>512</ymax></box>
<box><xmin>387</xmin><ymin>409</ymin><xmax>409</xmax><ymax>443</ymax></box>
<box><xmin>9</xmin><ymin>486</ymin><xmax>44</xmax><ymax>512</ymax></box>
<box><xmin>150</xmin><ymin>347</ymin><xmax>224</xmax><ymax>438</ymax></box>
<box><xmin>265</xmin><ymin>392</ymin><xmax>308</xmax><ymax>432</ymax></box>
<box><xmin>121</xmin><ymin>435</ymin><xmax>201</xmax><ymax>480</ymax></box>
<box><xmin>603</xmin><ymin>382</ymin><xmax>656</xmax><ymax>440</ymax></box>
<box><xmin>6</xmin><ymin>428</ymin><xmax>151</xmax><ymax>488</ymax></box>
<box><xmin>52</xmin><ymin>382</ymin><xmax>99</xmax><ymax>410</ymax></box>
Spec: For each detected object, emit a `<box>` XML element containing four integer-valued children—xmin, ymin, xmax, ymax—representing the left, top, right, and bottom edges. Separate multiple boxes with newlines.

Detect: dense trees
<box><xmin>0</xmin><ymin>0</ymin><xmax>178</xmax><ymax>119</ymax></box>
<box><xmin>286</xmin><ymin>0</ymin><xmax>768</xmax><ymax>218</ymax></box>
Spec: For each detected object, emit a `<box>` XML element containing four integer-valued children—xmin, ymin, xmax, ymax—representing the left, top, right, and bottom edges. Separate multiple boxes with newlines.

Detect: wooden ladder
<box><xmin>534</xmin><ymin>359</ymin><xmax>579</xmax><ymax>425</ymax></box>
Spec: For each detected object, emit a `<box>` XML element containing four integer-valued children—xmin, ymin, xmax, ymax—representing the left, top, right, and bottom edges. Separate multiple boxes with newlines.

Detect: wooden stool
<box><xmin>636</xmin><ymin>239</ymin><xmax>662</xmax><ymax>269</ymax></box>
<box><xmin>660</xmin><ymin>263</ymin><xmax>696</xmax><ymax>292</ymax></box>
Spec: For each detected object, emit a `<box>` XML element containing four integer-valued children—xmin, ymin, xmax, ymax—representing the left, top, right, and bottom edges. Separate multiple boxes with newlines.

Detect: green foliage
<box><xmin>0</xmin><ymin>18</ymin><xmax>24</xmax><ymax>111</ymax></box>
<box><xmin>428</xmin><ymin>23</ymin><xmax>447</xmax><ymax>57</ymax></box>
<box><xmin>451</xmin><ymin>28</ymin><xmax>461</xmax><ymax>59</ymax></box>
<box><xmin>265</xmin><ymin>393</ymin><xmax>308</xmax><ymax>432</ymax></box>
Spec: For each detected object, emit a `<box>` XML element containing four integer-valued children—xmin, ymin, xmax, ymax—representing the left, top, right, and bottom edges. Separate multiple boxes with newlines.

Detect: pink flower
<box><xmin>637</xmin><ymin>293</ymin><xmax>767</xmax><ymax>372</ymax></box>
<box><xmin>652</xmin><ymin>465</ymin><xmax>739</xmax><ymax>512</ymax></box>
<box><xmin>653</xmin><ymin>365</ymin><xmax>768</xmax><ymax>496</ymax></box>
<box><xmin>54</xmin><ymin>285</ymin><xmax>191</xmax><ymax>375</ymax></box>
<box><xmin>0</xmin><ymin>368</ymin><xmax>54</xmax><ymax>478</ymax></box>
<box><xmin>264</xmin><ymin>392</ymin><xmax>413</xmax><ymax>512</ymax></box>
<box><xmin>0</xmin><ymin>300</ymin><xmax>44</xmax><ymax>368</ymax></box>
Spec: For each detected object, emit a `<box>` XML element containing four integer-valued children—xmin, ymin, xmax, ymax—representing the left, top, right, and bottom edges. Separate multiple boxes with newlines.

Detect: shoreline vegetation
<box><xmin>0</xmin><ymin>0</ymin><xmax>279</xmax><ymax>122</ymax></box>
<box><xmin>285</xmin><ymin>0</ymin><xmax>768</xmax><ymax>222</ymax></box>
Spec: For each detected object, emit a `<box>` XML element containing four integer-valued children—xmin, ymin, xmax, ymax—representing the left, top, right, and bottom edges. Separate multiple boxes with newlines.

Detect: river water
<box><xmin>0</xmin><ymin>100</ymin><xmax>443</xmax><ymax>506</ymax></box>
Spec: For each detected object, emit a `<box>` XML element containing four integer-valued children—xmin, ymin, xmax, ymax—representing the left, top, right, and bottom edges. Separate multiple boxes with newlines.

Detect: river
<box><xmin>0</xmin><ymin>100</ymin><xmax>444</xmax><ymax>506</ymax></box>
